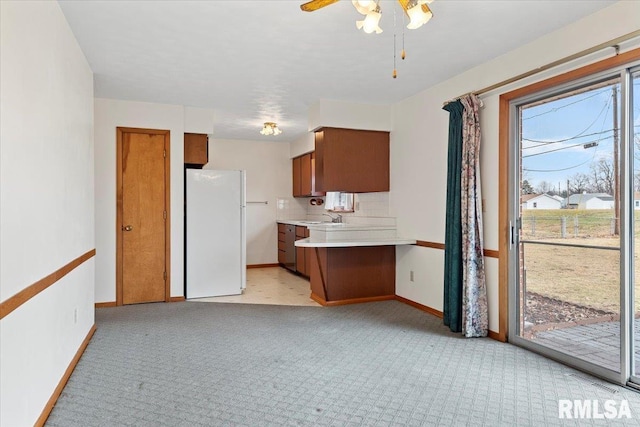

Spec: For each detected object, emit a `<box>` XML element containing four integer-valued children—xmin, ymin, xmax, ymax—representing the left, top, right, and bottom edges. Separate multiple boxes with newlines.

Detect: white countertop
<box><xmin>295</xmin><ymin>237</ymin><xmax>416</xmax><ymax>248</ymax></box>
<box><xmin>280</xmin><ymin>219</ymin><xmax>415</xmax><ymax>248</ymax></box>
<box><xmin>277</xmin><ymin>220</ymin><xmax>331</xmax><ymax>227</ymax></box>
<box><xmin>277</xmin><ymin>220</ymin><xmax>395</xmax><ymax>230</ymax></box>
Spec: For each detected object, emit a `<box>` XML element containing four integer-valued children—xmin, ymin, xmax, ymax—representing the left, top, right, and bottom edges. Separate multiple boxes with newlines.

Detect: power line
<box><xmin>523</xmin><ymin>157</ymin><xmax>593</xmax><ymax>173</ymax></box>
<box><xmin>522</xmin><ymin>128</ymin><xmax>614</xmax><ymax>148</ymax></box>
<box><xmin>522</xmin><ymin>88</ymin><xmax>611</xmax><ymax>121</ymax></box>
<box><xmin>523</xmin><ymin>97</ymin><xmax>614</xmax><ymax>172</ymax></box>
<box><xmin>522</xmin><ymin>139</ymin><xmax>603</xmax><ymax>158</ymax></box>
<box><xmin>523</xmin><ymin>95</ymin><xmax>613</xmax><ymax>146</ymax></box>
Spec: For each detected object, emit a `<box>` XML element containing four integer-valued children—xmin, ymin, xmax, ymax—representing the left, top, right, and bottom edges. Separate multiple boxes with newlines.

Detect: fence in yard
<box><xmin>521</xmin><ymin>215</ymin><xmax>623</xmax><ymax>239</ymax></box>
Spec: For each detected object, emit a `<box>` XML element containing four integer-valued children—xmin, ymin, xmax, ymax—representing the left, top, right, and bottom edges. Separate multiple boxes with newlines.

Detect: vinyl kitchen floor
<box><xmin>188</xmin><ymin>267</ymin><xmax>321</xmax><ymax>307</ymax></box>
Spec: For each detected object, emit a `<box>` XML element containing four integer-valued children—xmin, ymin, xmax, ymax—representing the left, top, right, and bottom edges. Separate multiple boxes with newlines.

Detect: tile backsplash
<box><xmin>275</xmin><ymin>197</ymin><xmax>307</xmax><ymax>220</ymax></box>
<box><xmin>276</xmin><ymin>192</ymin><xmax>395</xmax><ymax>226</ymax></box>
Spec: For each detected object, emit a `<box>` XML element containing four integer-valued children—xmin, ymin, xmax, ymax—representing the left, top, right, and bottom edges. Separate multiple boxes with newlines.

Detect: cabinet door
<box><xmin>310</xmin><ymin>152</ymin><xmax>325</xmax><ymax>196</ymax></box>
<box><xmin>292</xmin><ymin>156</ymin><xmax>302</xmax><ymax>197</ymax></box>
<box><xmin>278</xmin><ymin>223</ymin><xmax>286</xmax><ymax>265</ymax></box>
<box><xmin>300</xmin><ymin>153</ymin><xmax>312</xmax><ymax>196</ymax></box>
<box><xmin>184</xmin><ymin>133</ymin><xmax>208</xmax><ymax>166</ymax></box>
<box><xmin>295</xmin><ymin>226</ymin><xmax>306</xmax><ymax>275</ymax></box>
<box><xmin>304</xmin><ymin>226</ymin><xmax>311</xmax><ymax>277</ymax></box>
<box><xmin>314</xmin><ymin>131</ymin><xmax>325</xmax><ymax>192</ymax></box>
<box><xmin>296</xmin><ymin>246</ymin><xmax>306</xmax><ymax>276</ymax></box>
<box><xmin>315</xmin><ymin>128</ymin><xmax>389</xmax><ymax>193</ymax></box>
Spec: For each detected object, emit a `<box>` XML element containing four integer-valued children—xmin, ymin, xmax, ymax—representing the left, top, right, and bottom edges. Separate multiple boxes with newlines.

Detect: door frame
<box><xmin>498</xmin><ymin>47</ymin><xmax>640</xmax><ymax>342</ymax></box>
<box><xmin>116</xmin><ymin>127</ymin><xmax>171</xmax><ymax>306</ymax></box>
<box><xmin>498</xmin><ymin>48</ymin><xmax>640</xmax><ymax>386</ymax></box>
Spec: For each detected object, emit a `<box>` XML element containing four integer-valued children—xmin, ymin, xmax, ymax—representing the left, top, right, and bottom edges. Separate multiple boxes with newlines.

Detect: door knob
<box><xmin>122</xmin><ymin>225</ymin><xmax>133</xmax><ymax>231</ymax></box>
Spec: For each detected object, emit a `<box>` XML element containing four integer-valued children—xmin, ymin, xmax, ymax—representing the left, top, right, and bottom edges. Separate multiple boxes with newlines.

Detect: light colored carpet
<box><xmin>46</xmin><ymin>301</ymin><xmax>640</xmax><ymax>426</ymax></box>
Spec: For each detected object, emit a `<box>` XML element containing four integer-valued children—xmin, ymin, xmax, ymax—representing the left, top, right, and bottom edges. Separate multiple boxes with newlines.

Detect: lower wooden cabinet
<box><xmin>277</xmin><ymin>223</ymin><xmax>287</xmax><ymax>265</ymax></box>
<box><xmin>295</xmin><ymin>226</ymin><xmax>310</xmax><ymax>277</ymax></box>
<box><xmin>309</xmin><ymin>246</ymin><xmax>395</xmax><ymax>304</ymax></box>
<box><xmin>278</xmin><ymin>223</ymin><xmax>313</xmax><ymax>278</ymax></box>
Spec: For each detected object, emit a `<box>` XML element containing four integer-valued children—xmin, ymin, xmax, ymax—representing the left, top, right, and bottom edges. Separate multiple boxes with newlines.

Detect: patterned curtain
<box><xmin>442</xmin><ymin>100</ymin><xmax>464</xmax><ymax>333</ymax></box>
<box><xmin>459</xmin><ymin>94</ymin><xmax>488</xmax><ymax>338</ymax></box>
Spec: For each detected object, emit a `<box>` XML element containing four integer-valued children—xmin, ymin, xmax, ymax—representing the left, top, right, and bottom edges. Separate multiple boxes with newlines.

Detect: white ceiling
<box><xmin>58</xmin><ymin>0</ymin><xmax>617</xmax><ymax>142</ymax></box>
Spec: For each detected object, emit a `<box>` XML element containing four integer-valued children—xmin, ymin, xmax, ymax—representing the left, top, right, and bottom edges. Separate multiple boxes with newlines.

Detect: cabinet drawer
<box><xmin>277</xmin><ymin>249</ymin><xmax>286</xmax><ymax>264</ymax></box>
<box><xmin>278</xmin><ymin>240</ymin><xmax>287</xmax><ymax>251</ymax></box>
<box><xmin>278</xmin><ymin>232</ymin><xmax>286</xmax><ymax>242</ymax></box>
<box><xmin>278</xmin><ymin>223</ymin><xmax>286</xmax><ymax>233</ymax></box>
<box><xmin>295</xmin><ymin>225</ymin><xmax>306</xmax><ymax>239</ymax></box>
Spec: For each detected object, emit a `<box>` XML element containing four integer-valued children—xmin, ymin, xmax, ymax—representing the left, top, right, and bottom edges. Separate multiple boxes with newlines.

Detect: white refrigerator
<box><xmin>186</xmin><ymin>169</ymin><xmax>246</xmax><ymax>298</ymax></box>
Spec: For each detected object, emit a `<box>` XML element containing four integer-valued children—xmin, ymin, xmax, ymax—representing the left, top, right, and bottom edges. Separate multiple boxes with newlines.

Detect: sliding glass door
<box><xmin>509</xmin><ymin>63</ymin><xmax>640</xmax><ymax>385</ymax></box>
<box><xmin>631</xmin><ymin>68</ymin><xmax>640</xmax><ymax>383</ymax></box>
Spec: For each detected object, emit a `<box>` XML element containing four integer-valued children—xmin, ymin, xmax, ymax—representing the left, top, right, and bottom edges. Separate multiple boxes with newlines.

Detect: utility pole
<box><xmin>613</xmin><ymin>85</ymin><xmax>620</xmax><ymax>235</ymax></box>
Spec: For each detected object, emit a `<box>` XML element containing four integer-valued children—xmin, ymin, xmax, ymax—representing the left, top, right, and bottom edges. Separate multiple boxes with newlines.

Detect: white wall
<box><xmin>184</xmin><ymin>106</ymin><xmax>215</xmax><ymax>134</ymax></box>
<box><xmin>290</xmin><ymin>132</ymin><xmax>314</xmax><ymax>159</ymax></box>
<box><xmin>0</xmin><ymin>2</ymin><xmax>94</xmax><ymax>425</ymax></box>
<box><xmin>582</xmin><ymin>198</ymin><xmax>615</xmax><ymax>210</ymax></box>
<box><xmin>308</xmin><ymin>99</ymin><xmax>392</xmax><ymax>132</ymax></box>
<box><xmin>94</xmin><ymin>98</ymin><xmax>185</xmax><ymax>303</ymax></box>
<box><xmin>206</xmin><ymin>139</ymin><xmax>291</xmax><ymax>265</ymax></box>
<box><xmin>524</xmin><ymin>196</ymin><xmax>561</xmax><ymax>210</ymax></box>
<box><xmin>391</xmin><ymin>1</ymin><xmax>640</xmax><ymax>333</ymax></box>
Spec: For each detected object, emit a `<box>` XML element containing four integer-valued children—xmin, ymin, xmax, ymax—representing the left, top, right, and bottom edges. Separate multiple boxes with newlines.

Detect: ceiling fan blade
<box><xmin>300</xmin><ymin>0</ymin><xmax>340</xmax><ymax>12</ymax></box>
<box><xmin>396</xmin><ymin>0</ymin><xmax>432</xmax><ymax>16</ymax></box>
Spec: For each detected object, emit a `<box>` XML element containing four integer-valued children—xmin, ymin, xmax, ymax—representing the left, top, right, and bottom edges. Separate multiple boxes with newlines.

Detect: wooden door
<box><xmin>117</xmin><ymin>127</ymin><xmax>170</xmax><ymax>305</ymax></box>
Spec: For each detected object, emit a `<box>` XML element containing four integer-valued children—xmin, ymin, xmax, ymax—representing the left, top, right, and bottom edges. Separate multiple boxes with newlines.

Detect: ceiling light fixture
<box><xmin>352</xmin><ymin>0</ymin><xmax>377</xmax><ymax>15</ymax></box>
<box><xmin>356</xmin><ymin>4</ymin><xmax>383</xmax><ymax>34</ymax></box>
<box><xmin>260</xmin><ymin>122</ymin><xmax>282</xmax><ymax>136</ymax></box>
<box><xmin>406</xmin><ymin>0</ymin><xmax>433</xmax><ymax>29</ymax></box>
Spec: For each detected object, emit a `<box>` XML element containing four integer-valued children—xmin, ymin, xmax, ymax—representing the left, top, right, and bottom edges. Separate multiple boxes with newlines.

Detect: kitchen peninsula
<box><xmin>295</xmin><ymin>223</ymin><xmax>415</xmax><ymax>306</ymax></box>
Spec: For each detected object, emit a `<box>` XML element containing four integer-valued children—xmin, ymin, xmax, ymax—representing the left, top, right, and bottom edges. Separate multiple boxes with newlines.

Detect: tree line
<box><xmin>523</xmin><ymin>157</ymin><xmax>624</xmax><ymax>197</ymax></box>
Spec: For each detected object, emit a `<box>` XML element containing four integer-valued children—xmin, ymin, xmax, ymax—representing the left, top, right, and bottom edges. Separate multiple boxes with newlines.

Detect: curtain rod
<box><xmin>443</xmin><ymin>29</ymin><xmax>640</xmax><ymax>107</ymax></box>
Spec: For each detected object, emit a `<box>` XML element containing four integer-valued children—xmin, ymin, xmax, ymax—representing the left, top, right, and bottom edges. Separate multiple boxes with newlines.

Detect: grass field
<box><xmin>520</xmin><ymin>209</ymin><xmax>640</xmax><ymax>315</ymax></box>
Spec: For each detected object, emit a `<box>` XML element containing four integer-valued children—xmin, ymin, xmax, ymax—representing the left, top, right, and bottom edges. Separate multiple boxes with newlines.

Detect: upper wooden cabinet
<box><xmin>292</xmin><ymin>156</ymin><xmax>302</xmax><ymax>196</ymax></box>
<box><xmin>292</xmin><ymin>152</ymin><xmax>324</xmax><ymax>197</ymax></box>
<box><xmin>184</xmin><ymin>133</ymin><xmax>208</xmax><ymax>167</ymax></box>
<box><xmin>315</xmin><ymin>127</ymin><xmax>390</xmax><ymax>193</ymax></box>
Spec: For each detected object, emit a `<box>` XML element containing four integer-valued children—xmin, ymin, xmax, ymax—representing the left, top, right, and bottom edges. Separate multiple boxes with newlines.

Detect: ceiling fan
<box><xmin>301</xmin><ymin>0</ymin><xmax>434</xmax><ymax>78</ymax></box>
<box><xmin>300</xmin><ymin>0</ymin><xmax>433</xmax><ymax>30</ymax></box>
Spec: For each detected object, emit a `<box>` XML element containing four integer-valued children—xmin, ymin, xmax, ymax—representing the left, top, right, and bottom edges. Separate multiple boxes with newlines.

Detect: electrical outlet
<box><xmin>74</xmin><ymin>308</ymin><xmax>78</xmax><ymax>324</ymax></box>
<box><xmin>410</xmin><ymin>270</ymin><xmax>414</xmax><ymax>282</ymax></box>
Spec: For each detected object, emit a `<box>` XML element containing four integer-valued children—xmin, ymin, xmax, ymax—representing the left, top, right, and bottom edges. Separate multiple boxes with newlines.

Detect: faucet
<box><xmin>323</xmin><ymin>213</ymin><xmax>343</xmax><ymax>223</ymax></box>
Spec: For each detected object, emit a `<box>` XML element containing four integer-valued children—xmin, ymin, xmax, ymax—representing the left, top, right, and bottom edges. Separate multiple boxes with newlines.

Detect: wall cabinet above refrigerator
<box><xmin>184</xmin><ymin>133</ymin><xmax>208</xmax><ymax>167</ymax></box>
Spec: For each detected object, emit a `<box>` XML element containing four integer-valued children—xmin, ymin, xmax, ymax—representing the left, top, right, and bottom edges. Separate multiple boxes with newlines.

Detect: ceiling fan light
<box><xmin>352</xmin><ymin>0</ymin><xmax>377</xmax><ymax>15</ymax></box>
<box><xmin>406</xmin><ymin>3</ymin><xmax>432</xmax><ymax>29</ymax></box>
<box><xmin>260</xmin><ymin>122</ymin><xmax>281</xmax><ymax>136</ymax></box>
<box><xmin>359</xmin><ymin>8</ymin><xmax>383</xmax><ymax>34</ymax></box>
